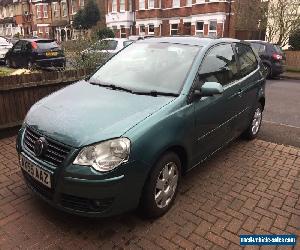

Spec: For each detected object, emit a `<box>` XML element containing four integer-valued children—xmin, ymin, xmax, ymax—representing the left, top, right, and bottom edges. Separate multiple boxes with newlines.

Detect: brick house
<box><xmin>105</xmin><ymin>0</ymin><xmax>263</xmax><ymax>39</ymax></box>
<box><xmin>0</xmin><ymin>0</ymin><xmax>32</xmax><ymax>37</ymax></box>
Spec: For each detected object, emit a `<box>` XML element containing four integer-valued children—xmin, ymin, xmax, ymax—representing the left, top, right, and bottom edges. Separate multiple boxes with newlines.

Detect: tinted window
<box><xmin>235</xmin><ymin>43</ymin><xmax>258</xmax><ymax>78</ymax></box>
<box><xmin>250</xmin><ymin>43</ymin><xmax>266</xmax><ymax>54</ymax></box>
<box><xmin>13</xmin><ymin>41</ymin><xmax>23</xmax><ymax>52</ymax></box>
<box><xmin>199</xmin><ymin>44</ymin><xmax>238</xmax><ymax>86</ymax></box>
<box><xmin>102</xmin><ymin>40</ymin><xmax>118</xmax><ymax>50</ymax></box>
<box><xmin>273</xmin><ymin>44</ymin><xmax>283</xmax><ymax>54</ymax></box>
<box><xmin>90</xmin><ymin>42</ymin><xmax>201</xmax><ymax>94</ymax></box>
<box><xmin>36</xmin><ymin>40</ymin><xmax>59</xmax><ymax>50</ymax></box>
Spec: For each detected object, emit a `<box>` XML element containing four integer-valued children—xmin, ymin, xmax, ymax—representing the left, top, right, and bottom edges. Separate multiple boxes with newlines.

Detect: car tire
<box><xmin>5</xmin><ymin>58</ymin><xmax>12</xmax><ymax>68</ymax></box>
<box><xmin>27</xmin><ymin>61</ymin><xmax>36</xmax><ymax>70</ymax></box>
<box><xmin>140</xmin><ymin>152</ymin><xmax>181</xmax><ymax>219</ymax></box>
<box><xmin>242</xmin><ymin>103</ymin><xmax>263</xmax><ymax>140</ymax></box>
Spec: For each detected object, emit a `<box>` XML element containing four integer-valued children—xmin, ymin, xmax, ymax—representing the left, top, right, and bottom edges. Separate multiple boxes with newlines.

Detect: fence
<box><xmin>285</xmin><ymin>51</ymin><xmax>300</xmax><ymax>70</ymax></box>
<box><xmin>0</xmin><ymin>69</ymin><xmax>91</xmax><ymax>130</ymax></box>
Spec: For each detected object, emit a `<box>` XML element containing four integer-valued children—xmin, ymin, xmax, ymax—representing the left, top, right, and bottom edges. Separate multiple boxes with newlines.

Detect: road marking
<box><xmin>263</xmin><ymin>120</ymin><xmax>300</xmax><ymax>129</ymax></box>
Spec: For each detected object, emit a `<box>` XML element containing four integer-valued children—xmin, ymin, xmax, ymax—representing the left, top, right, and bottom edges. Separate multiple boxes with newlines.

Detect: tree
<box><xmin>265</xmin><ymin>0</ymin><xmax>300</xmax><ymax>47</ymax></box>
<box><xmin>97</xmin><ymin>28</ymin><xmax>115</xmax><ymax>39</ymax></box>
<box><xmin>73</xmin><ymin>0</ymin><xmax>100</xmax><ymax>30</ymax></box>
<box><xmin>289</xmin><ymin>30</ymin><xmax>300</xmax><ymax>50</ymax></box>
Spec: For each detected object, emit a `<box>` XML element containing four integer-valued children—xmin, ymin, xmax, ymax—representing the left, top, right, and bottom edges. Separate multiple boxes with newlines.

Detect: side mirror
<box><xmin>194</xmin><ymin>82</ymin><xmax>224</xmax><ymax>98</ymax></box>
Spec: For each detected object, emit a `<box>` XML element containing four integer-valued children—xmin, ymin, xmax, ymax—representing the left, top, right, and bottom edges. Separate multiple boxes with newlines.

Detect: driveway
<box><xmin>0</xmin><ymin>136</ymin><xmax>299</xmax><ymax>249</ymax></box>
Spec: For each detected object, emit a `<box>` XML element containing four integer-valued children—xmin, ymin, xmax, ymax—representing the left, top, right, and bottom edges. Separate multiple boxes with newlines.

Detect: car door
<box><xmin>191</xmin><ymin>43</ymin><xmax>245</xmax><ymax>165</ymax></box>
<box><xmin>10</xmin><ymin>41</ymin><xmax>23</xmax><ymax>67</ymax></box>
<box><xmin>20</xmin><ymin>41</ymin><xmax>31</xmax><ymax>67</ymax></box>
<box><xmin>233</xmin><ymin>43</ymin><xmax>263</xmax><ymax>135</ymax></box>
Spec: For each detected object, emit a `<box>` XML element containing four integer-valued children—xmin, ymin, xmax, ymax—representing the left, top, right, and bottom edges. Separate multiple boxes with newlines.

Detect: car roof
<box><xmin>245</xmin><ymin>40</ymin><xmax>270</xmax><ymax>44</ymax></box>
<box><xmin>20</xmin><ymin>38</ymin><xmax>55</xmax><ymax>42</ymax></box>
<box><xmin>137</xmin><ymin>36</ymin><xmax>242</xmax><ymax>46</ymax></box>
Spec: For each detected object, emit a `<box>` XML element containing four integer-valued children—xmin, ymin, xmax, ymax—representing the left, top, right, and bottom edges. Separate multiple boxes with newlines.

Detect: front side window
<box><xmin>90</xmin><ymin>42</ymin><xmax>201</xmax><ymax>94</ymax></box>
<box><xmin>170</xmin><ymin>23</ymin><xmax>178</xmax><ymax>35</ymax></box>
<box><xmin>199</xmin><ymin>44</ymin><xmax>238</xmax><ymax>86</ymax></box>
<box><xmin>235</xmin><ymin>43</ymin><xmax>258</xmax><ymax>78</ymax></box>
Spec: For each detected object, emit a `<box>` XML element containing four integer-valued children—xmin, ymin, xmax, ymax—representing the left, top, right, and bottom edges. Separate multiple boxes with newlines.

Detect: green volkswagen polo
<box><xmin>16</xmin><ymin>37</ymin><xmax>266</xmax><ymax>218</ymax></box>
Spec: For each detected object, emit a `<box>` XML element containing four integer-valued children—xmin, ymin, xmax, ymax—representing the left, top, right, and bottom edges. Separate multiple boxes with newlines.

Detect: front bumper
<box><xmin>17</xmin><ymin>128</ymin><xmax>149</xmax><ymax>217</ymax></box>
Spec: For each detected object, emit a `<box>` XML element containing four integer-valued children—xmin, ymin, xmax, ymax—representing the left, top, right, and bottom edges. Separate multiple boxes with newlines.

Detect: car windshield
<box><xmin>36</xmin><ymin>40</ymin><xmax>59</xmax><ymax>50</ymax></box>
<box><xmin>90</xmin><ymin>42</ymin><xmax>201</xmax><ymax>94</ymax></box>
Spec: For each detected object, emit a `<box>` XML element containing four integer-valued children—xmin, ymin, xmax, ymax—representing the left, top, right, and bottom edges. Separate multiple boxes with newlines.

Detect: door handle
<box><xmin>237</xmin><ymin>89</ymin><xmax>243</xmax><ymax>96</ymax></box>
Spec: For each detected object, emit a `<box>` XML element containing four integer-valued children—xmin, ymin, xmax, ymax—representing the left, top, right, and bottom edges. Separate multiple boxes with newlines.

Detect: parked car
<box><xmin>5</xmin><ymin>38</ymin><xmax>66</xmax><ymax>69</ymax></box>
<box><xmin>16</xmin><ymin>37</ymin><xmax>266</xmax><ymax>218</ymax></box>
<box><xmin>246</xmin><ymin>40</ymin><xmax>286</xmax><ymax>78</ymax></box>
<box><xmin>0</xmin><ymin>37</ymin><xmax>13</xmax><ymax>62</ymax></box>
<box><xmin>82</xmin><ymin>38</ymin><xmax>133</xmax><ymax>61</ymax></box>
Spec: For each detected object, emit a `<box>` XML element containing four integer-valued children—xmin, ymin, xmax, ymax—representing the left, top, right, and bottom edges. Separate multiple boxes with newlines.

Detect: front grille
<box><xmin>23</xmin><ymin>127</ymin><xmax>71</xmax><ymax>167</ymax></box>
<box><xmin>22</xmin><ymin>170</ymin><xmax>54</xmax><ymax>200</ymax></box>
<box><xmin>61</xmin><ymin>194</ymin><xmax>114</xmax><ymax>213</ymax></box>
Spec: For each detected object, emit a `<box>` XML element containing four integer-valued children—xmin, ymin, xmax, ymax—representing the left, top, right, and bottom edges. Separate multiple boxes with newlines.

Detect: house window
<box><xmin>139</xmin><ymin>0</ymin><xmax>145</xmax><ymax>10</ymax></box>
<box><xmin>170</xmin><ymin>24</ymin><xmax>179</xmax><ymax>35</ymax></box>
<box><xmin>45</xmin><ymin>27</ymin><xmax>49</xmax><ymax>37</ymax></box>
<box><xmin>61</xmin><ymin>1</ymin><xmax>67</xmax><ymax>17</ymax></box>
<box><xmin>120</xmin><ymin>0</ymin><xmax>125</xmax><ymax>11</ymax></box>
<box><xmin>173</xmin><ymin>0</ymin><xmax>180</xmax><ymax>7</ymax></box>
<box><xmin>36</xmin><ymin>6</ymin><xmax>42</xmax><ymax>18</ymax></box>
<box><xmin>209</xmin><ymin>20</ymin><xmax>217</xmax><ymax>37</ymax></box>
<box><xmin>43</xmin><ymin>5</ymin><xmax>48</xmax><ymax>18</ymax></box>
<box><xmin>196</xmin><ymin>0</ymin><xmax>205</xmax><ymax>3</ymax></box>
<box><xmin>120</xmin><ymin>26</ymin><xmax>126</xmax><ymax>38</ymax></box>
<box><xmin>38</xmin><ymin>27</ymin><xmax>43</xmax><ymax>35</ymax></box>
<box><xmin>71</xmin><ymin>0</ymin><xmax>76</xmax><ymax>14</ymax></box>
<box><xmin>148</xmin><ymin>24</ymin><xmax>154</xmax><ymax>35</ymax></box>
<box><xmin>195</xmin><ymin>21</ymin><xmax>204</xmax><ymax>37</ymax></box>
<box><xmin>139</xmin><ymin>25</ymin><xmax>145</xmax><ymax>34</ymax></box>
<box><xmin>53</xmin><ymin>3</ymin><xmax>59</xmax><ymax>18</ymax></box>
<box><xmin>80</xmin><ymin>0</ymin><xmax>84</xmax><ymax>8</ymax></box>
<box><xmin>149</xmin><ymin>0</ymin><xmax>155</xmax><ymax>8</ymax></box>
<box><xmin>9</xmin><ymin>6</ymin><xmax>13</xmax><ymax>17</ymax></box>
<box><xmin>129</xmin><ymin>0</ymin><xmax>132</xmax><ymax>11</ymax></box>
<box><xmin>186</xmin><ymin>0</ymin><xmax>192</xmax><ymax>6</ymax></box>
<box><xmin>112</xmin><ymin>0</ymin><xmax>117</xmax><ymax>12</ymax></box>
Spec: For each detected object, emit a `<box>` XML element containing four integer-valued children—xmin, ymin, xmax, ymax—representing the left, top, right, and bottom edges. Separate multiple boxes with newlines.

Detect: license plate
<box><xmin>20</xmin><ymin>155</ymin><xmax>52</xmax><ymax>188</ymax></box>
<box><xmin>46</xmin><ymin>51</ymin><xmax>58</xmax><ymax>57</ymax></box>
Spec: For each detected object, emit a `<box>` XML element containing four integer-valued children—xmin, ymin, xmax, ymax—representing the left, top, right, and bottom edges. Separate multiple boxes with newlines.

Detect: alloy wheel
<box><xmin>251</xmin><ymin>108</ymin><xmax>262</xmax><ymax>135</ymax></box>
<box><xmin>154</xmin><ymin>162</ymin><xmax>178</xmax><ymax>208</ymax></box>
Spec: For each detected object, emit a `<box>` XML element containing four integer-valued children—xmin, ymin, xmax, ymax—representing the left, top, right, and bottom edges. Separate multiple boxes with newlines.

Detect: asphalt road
<box><xmin>258</xmin><ymin>78</ymin><xmax>300</xmax><ymax>147</ymax></box>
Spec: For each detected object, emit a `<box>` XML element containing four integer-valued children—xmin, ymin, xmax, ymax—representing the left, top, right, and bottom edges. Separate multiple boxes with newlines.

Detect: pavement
<box><xmin>258</xmin><ymin>78</ymin><xmax>300</xmax><ymax>148</ymax></box>
<box><xmin>281</xmin><ymin>72</ymin><xmax>300</xmax><ymax>81</ymax></box>
<box><xmin>0</xmin><ymin>135</ymin><xmax>300</xmax><ymax>249</ymax></box>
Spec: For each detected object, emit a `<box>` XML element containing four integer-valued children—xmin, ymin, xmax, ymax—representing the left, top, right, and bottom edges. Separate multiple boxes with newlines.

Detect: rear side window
<box><xmin>250</xmin><ymin>43</ymin><xmax>266</xmax><ymax>54</ymax></box>
<box><xmin>199</xmin><ymin>43</ymin><xmax>239</xmax><ymax>86</ymax></box>
<box><xmin>36</xmin><ymin>40</ymin><xmax>59</xmax><ymax>50</ymax></box>
<box><xmin>273</xmin><ymin>44</ymin><xmax>283</xmax><ymax>54</ymax></box>
<box><xmin>235</xmin><ymin>43</ymin><xmax>258</xmax><ymax>78</ymax></box>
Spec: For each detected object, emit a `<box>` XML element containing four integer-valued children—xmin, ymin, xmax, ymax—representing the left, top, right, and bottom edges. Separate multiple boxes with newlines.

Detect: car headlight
<box><xmin>73</xmin><ymin>138</ymin><xmax>130</xmax><ymax>172</ymax></box>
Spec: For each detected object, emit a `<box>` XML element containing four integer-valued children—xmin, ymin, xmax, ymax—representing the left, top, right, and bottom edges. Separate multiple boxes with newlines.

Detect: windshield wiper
<box><xmin>133</xmin><ymin>90</ymin><xmax>179</xmax><ymax>97</ymax></box>
<box><xmin>89</xmin><ymin>81</ymin><xmax>133</xmax><ymax>94</ymax></box>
